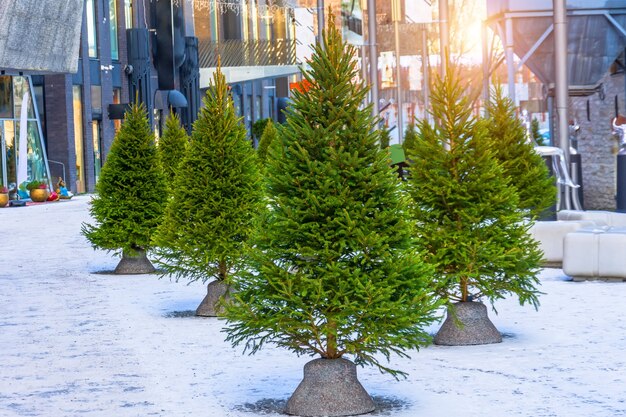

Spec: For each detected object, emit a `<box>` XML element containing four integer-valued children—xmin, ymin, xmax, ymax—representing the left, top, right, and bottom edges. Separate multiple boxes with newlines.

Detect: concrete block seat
<box><xmin>563</xmin><ymin>227</ymin><xmax>626</xmax><ymax>281</ymax></box>
<box><xmin>529</xmin><ymin>220</ymin><xmax>597</xmax><ymax>267</ymax></box>
<box><xmin>558</xmin><ymin>210</ymin><xmax>626</xmax><ymax>227</ymax></box>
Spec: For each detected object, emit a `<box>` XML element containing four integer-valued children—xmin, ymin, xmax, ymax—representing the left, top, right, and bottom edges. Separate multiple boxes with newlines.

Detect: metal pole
<box><xmin>505</xmin><ymin>17</ymin><xmax>516</xmax><ymax>104</ymax></box>
<box><xmin>392</xmin><ymin>0</ymin><xmax>403</xmax><ymax>142</ymax></box>
<box><xmin>482</xmin><ymin>20</ymin><xmax>489</xmax><ymax>116</ymax></box>
<box><xmin>554</xmin><ymin>0</ymin><xmax>570</xmax><ymax>209</ymax></box>
<box><xmin>421</xmin><ymin>23</ymin><xmax>429</xmax><ymax>122</ymax></box>
<box><xmin>438</xmin><ymin>0</ymin><xmax>449</xmax><ymax>77</ymax></box>
<box><xmin>367</xmin><ymin>0</ymin><xmax>379</xmax><ymax>122</ymax></box>
<box><xmin>317</xmin><ymin>0</ymin><xmax>324</xmax><ymax>46</ymax></box>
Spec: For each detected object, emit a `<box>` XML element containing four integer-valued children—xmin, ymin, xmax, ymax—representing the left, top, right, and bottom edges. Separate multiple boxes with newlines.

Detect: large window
<box><xmin>0</xmin><ymin>76</ymin><xmax>51</xmax><ymax>197</ymax></box>
<box><xmin>73</xmin><ymin>86</ymin><xmax>86</xmax><ymax>193</ymax></box>
<box><xmin>86</xmin><ymin>0</ymin><xmax>99</xmax><ymax>58</ymax></box>
<box><xmin>109</xmin><ymin>0</ymin><xmax>119</xmax><ymax>60</ymax></box>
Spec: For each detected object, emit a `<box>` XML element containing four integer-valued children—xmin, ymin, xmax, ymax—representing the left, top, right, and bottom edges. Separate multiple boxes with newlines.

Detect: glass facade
<box><xmin>0</xmin><ymin>76</ymin><xmax>51</xmax><ymax>199</ymax></box>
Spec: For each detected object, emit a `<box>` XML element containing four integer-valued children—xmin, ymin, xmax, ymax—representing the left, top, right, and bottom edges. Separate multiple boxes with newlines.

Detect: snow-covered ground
<box><xmin>1</xmin><ymin>196</ymin><xmax>625</xmax><ymax>417</ymax></box>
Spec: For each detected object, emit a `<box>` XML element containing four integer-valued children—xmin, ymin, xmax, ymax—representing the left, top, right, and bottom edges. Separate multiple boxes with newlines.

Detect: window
<box><xmin>0</xmin><ymin>76</ymin><xmax>13</xmax><ymax>118</ymax></box>
<box><xmin>109</xmin><ymin>0</ymin><xmax>119</xmax><ymax>60</ymax></box>
<box><xmin>124</xmin><ymin>0</ymin><xmax>133</xmax><ymax>29</ymax></box>
<box><xmin>91</xmin><ymin>85</ymin><xmax>102</xmax><ymax>114</ymax></box>
<box><xmin>73</xmin><ymin>86</ymin><xmax>85</xmax><ymax>193</ymax></box>
<box><xmin>112</xmin><ymin>88</ymin><xmax>122</xmax><ymax>132</ymax></box>
<box><xmin>92</xmin><ymin>121</ymin><xmax>102</xmax><ymax>183</ymax></box>
<box><xmin>86</xmin><ymin>0</ymin><xmax>99</xmax><ymax>58</ymax></box>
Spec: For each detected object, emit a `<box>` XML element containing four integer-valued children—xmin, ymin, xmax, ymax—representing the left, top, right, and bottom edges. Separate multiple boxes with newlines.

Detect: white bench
<box><xmin>558</xmin><ymin>210</ymin><xmax>626</xmax><ymax>227</ymax></box>
<box><xmin>562</xmin><ymin>227</ymin><xmax>626</xmax><ymax>281</ymax></box>
<box><xmin>529</xmin><ymin>220</ymin><xmax>597</xmax><ymax>267</ymax></box>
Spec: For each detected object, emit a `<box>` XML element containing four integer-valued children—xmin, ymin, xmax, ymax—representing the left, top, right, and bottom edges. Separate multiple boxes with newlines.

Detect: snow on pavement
<box><xmin>1</xmin><ymin>196</ymin><xmax>625</xmax><ymax>417</ymax></box>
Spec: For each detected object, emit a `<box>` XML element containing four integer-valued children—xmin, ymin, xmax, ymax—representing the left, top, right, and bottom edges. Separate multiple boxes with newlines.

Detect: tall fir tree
<box><xmin>82</xmin><ymin>102</ymin><xmax>166</xmax><ymax>273</ymax></box>
<box><xmin>485</xmin><ymin>88</ymin><xmax>556</xmax><ymax>219</ymax></box>
<box><xmin>152</xmin><ymin>67</ymin><xmax>264</xmax><ymax>288</ymax></box>
<box><xmin>158</xmin><ymin>111</ymin><xmax>188</xmax><ymax>191</ymax></box>
<box><xmin>223</xmin><ymin>14</ymin><xmax>439</xmax><ymax>379</ymax></box>
<box><xmin>379</xmin><ymin>125</ymin><xmax>391</xmax><ymax>149</ymax></box>
<box><xmin>405</xmin><ymin>68</ymin><xmax>542</xmax><ymax>308</ymax></box>
<box><xmin>256</xmin><ymin>119</ymin><xmax>277</xmax><ymax>164</ymax></box>
<box><xmin>530</xmin><ymin>117</ymin><xmax>546</xmax><ymax>146</ymax></box>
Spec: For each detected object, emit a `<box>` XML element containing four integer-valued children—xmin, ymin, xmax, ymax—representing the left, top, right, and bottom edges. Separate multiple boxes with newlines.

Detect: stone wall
<box><xmin>571</xmin><ymin>70</ymin><xmax>625</xmax><ymax>210</ymax></box>
<box><xmin>0</xmin><ymin>0</ymin><xmax>83</xmax><ymax>73</ymax></box>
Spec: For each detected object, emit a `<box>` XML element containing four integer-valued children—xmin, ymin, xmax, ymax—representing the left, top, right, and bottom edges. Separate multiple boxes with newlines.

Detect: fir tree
<box><xmin>152</xmin><ymin>67</ymin><xmax>264</xmax><ymax>286</ymax></box>
<box><xmin>82</xmin><ymin>102</ymin><xmax>166</xmax><ymax>271</ymax></box>
<box><xmin>256</xmin><ymin>119</ymin><xmax>277</xmax><ymax>164</ymax></box>
<box><xmin>402</xmin><ymin>122</ymin><xmax>419</xmax><ymax>156</ymax></box>
<box><xmin>405</xmin><ymin>68</ymin><xmax>542</xmax><ymax>308</ymax></box>
<box><xmin>379</xmin><ymin>125</ymin><xmax>391</xmax><ymax>149</ymax></box>
<box><xmin>158</xmin><ymin>111</ymin><xmax>188</xmax><ymax>191</ymax></box>
<box><xmin>485</xmin><ymin>88</ymin><xmax>556</xmax><ymax>219</ymax></box>
<box><xmin>530</xmin><ymin>117</ymin><xmax>546</xmax><ymax>146</ymax></box>
<box><xmin>223</xmin><ymin>14</ymin><xmax>439</xmax><ymax>378</ymax></box>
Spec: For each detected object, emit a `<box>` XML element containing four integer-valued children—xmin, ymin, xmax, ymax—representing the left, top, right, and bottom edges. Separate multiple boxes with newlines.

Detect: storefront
<box><xmin>0</xmin><ymin>75</ymin><xmax>51</xmax><ymax>200</ymax></box>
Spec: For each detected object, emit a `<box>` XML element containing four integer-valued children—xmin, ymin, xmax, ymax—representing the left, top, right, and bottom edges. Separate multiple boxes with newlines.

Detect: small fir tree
<box><xmin>256</xmin><ymin>119</ymin><xmax>277</xmax><ymax>163</ymax></box>
<box><xmin>405</xmin><ymin>68</ymin><xmax>542</xmax><ymax>308</ymax></box>
<box><xmin>158</xmin><ymin>111</ymin><xmax>188</xmax><ymax>191</ymax></box>
<box><xmin>531</xmin><ymin>117</ymin><xmax>546</xmax><ymax>146</ymax></box>
<box><xmin>152</xmin><ymin>67</ymin><xmax>264</xmax><ymax>289</ymax></box>
<box><xmin>379</xmin><ymin>125</ymin><xmax>391</xmax><ymax>149</ymax></box>
<box><xmin>402</xmin><ymin>122</ymin><xmax>419</xmax><ymax>156</ymax></box>
<box><xmin>82</xmin><ymin>102</ymin><xmax>166</xmax><ymax>272</ymax></box>
<box><xmin>224</xmin><ymin>14</ymin><xmax>439</xmax><ymax>379</ymax></box>
<box><xmin>485</xmin><ymin>88</ymin><xmax>556</xmax><ymax>219</ymax></box>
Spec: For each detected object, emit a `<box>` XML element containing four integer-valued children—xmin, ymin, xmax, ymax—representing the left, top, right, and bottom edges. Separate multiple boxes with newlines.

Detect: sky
<box><xmin>1</xmin><ymin>196</ymin><xmax>625</xmax><ymax>417</ymax></box>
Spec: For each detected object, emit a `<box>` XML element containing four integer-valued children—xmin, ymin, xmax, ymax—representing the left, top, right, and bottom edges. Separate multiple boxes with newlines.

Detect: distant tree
<box><xmin>158</xmin><ymin>112</ymin><xmax>188</xmax><ymax>191</ymax></box>
<box><xmin>252</xmin><ymin>117</ymin><xmax>271</xmax><ymax>141</ymax></box>
<box><xmin>485</xmin><ymin>88</ymin><xmax>556</xmax><ymax>219</ymax></box>
<box><xmin>256</xmin><ymin>119</ymin><xmax>277</xmax><ymax>164</ymax></box>
<box><xmin>379</xmin><ymin>126</ymin><xmax>391</xmax><ymax>149</ymax></box>
<box><xmin>530</xmin><ymin>117</ymin><xmax>545</xmax><ymax>146</ymax></box>
<box><xmin>82</xmin><ymin>102</ymin><xmax>166</xmax><ymax>274</ymax></box>
<box><xmin>152</xmin><ymin>67</ymin><xmax>264</xmax><ymax>316</ymax></box>
<box><xmin>402</xmin><ymin>123</ymin><xmax>419</xmax><ymax>156</ymax></box>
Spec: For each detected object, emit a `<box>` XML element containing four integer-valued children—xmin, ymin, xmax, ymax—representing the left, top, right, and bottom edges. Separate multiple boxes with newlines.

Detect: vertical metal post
<box><xmin>482</xmin><ymin>20</ymin><xmax>489</xmax><ymax>116</ymax></box>
<box><xmin>505</xmin><ymin>17</ymin><xmax>516</xmax><ymax>104</ymax></box>
<box><xmin>438</xmin><ymin>0</ymin><xmax>449</xmax><ymax>76</ymax></box>
<box><xmin>368</xmin><ymin>0</ymin><xmax>379</xmax><ymax>122</ymax></box>
<box><xmin>317</xmin><ymin>0</ymin><xmax>324</xmax><ymax>46</ymax></box>
<box><xmin>421</xmin><ymin>23</ymin><xmax>429</xmax><ymax>121</ymax></box>
<box><xmin>392</xmin><ymin>0</ymin><xmax>403</xmax><ymax>142</ymax></box>
<box><xmin>554</xmin><ymin>0</ymin><xmax>570</xmax><ymax>208</ymax></box>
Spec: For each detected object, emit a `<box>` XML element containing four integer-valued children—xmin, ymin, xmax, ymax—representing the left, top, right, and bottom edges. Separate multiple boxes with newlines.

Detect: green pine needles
<box><xmin>223</xmin><ymin>15</ymin><xmax>439</xmax><ymax>378</ymax></box>
<box><xmin>158</xmin><ymin>112</ymin><xmax>188</xmax><ymax>191</ymax></box>
<box><xmin>402</xmin><ymin>122</ymin><xmax>419</xmax><ymax>156</ymax></box>
<box><xmin>151</xmin><ymin>67</ymin><xmax>264</xmax><ymax>283</ymax></box>
<box><xmin>82</xmin><ymin>102</ymin><xmax>166</xmax><ymax>257</ymax></box>
<box><xmin>404</xmin><ymin>68</ymin><xmax>542</xmax><ymax>308</ymax></box>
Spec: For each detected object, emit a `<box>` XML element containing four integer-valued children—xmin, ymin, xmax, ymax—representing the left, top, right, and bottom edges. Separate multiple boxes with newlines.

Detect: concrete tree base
<box><xmin>434</xmin><ymin>302</ymin><xmax>502</xmax><ymax>346</ymax></box>
<box><xmin>195</xmin><ymin>280</ymin><xmax>230</xmax><ymax>317</ymax></box>
<box><xmin>114</xmin><ymin>250</ymin><xmax>155</xmax><ymax>274</ymax></box>
<box><xmin>285</xmin><ymin>358</ymin><xmax>375</xmax><ymax>417</ymax></box>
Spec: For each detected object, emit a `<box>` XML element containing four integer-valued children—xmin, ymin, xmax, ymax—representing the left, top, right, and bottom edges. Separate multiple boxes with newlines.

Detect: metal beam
<box><xmin>516</xmin><ymin>24</ymin><xmax>553</xmax><ymax>72</ymax></box>
<box><xmin>604</xmin><ymin>12</ymin><xmax>626</xmax><ymax>39</ymax></box>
